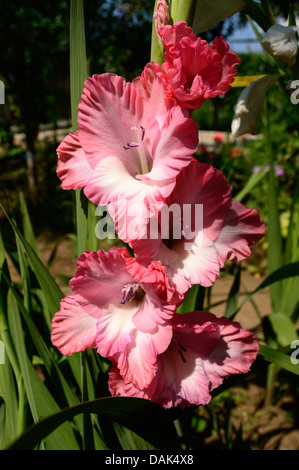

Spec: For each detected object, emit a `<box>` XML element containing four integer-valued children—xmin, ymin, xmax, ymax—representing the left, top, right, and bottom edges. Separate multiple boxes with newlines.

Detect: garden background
<box><xmin>0</xmin><ymin>0</ymin><xmax>299</xmax><ymax>451</ymax></box>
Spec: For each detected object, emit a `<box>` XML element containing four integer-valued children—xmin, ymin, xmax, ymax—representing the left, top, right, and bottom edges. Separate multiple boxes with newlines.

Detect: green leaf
<box><xmin>88</xmin><ymin>201</ymin><xmax>99</xmax><ymax>252</ymax></box>
<box><xmin>0</xmin><ymin>358</ymin><xmax>18</xmax><ymax>449</ymax></box>
<box><xmin>176</xmin><ymin>284</ymin><xmax>205</xmax><ymax>313</ymax></box>
<box><xmin>112</xmin><ymin>422</ymin><xmax>157</xmax><ymax>450</ymax></box>
<box><xmin>70</xmin><ymin>0</ymin><xmax>88</xmax><ymax>257</ymax></box>
<box><xmin>267</xmin><ymin>165</ymin><xmax>283</xmax><ymax>312</ymax></box>
<box><xmin>226</xmin><ymin>262</ymin><xmax>299</xmax><ymax>319</ymax></box>
<box><xmin>171</xmin><ymin>0</ymin><xmax>197</xmax><ymax>25</ymax></box>
<box><xmin>281</xmin><ymin>189</ymin><xmax>299</xmax><ymax>316</ymax></box>
<box><xmin>263</xmin><ymin>312</ymin><xmax>299</xmax><ymax>348</ymax></box>
<box><xmin>0</xmin><ymin>202</ymin><xmax>64</xmax><ymax>316</ymax></box>
<box><xmin>70</xmin><ymin>0</ymin><xmax>87</xmax><ymax>133</ymax></box>
<box><xmin>234</xmin><ymin>167</ymin><xmax>268</xmax><ymax>202</ymax></box>
<box><xmin>192</xmin><ymin>0</ymin><xmax>246</xmax><ymax>34</ymax></box>
<box><xmin>8</xmin><ymin>397</ymin><xmax>181</xmax><ymax>451</ymax></box>
<box><xmin>7</xmin><ymin>290</ymin><xmax>39</xmax><ymax>425</ymax></box>
<box><xmin>258</xmin><ymin>343</ymin><xmax>299</xmax><ymax>376</ymax></box>
<box><xmin>224</xmin><ymin>266</ymin><xmax>241</xmax><ymax>318</ymax></box>
<box><xmin>18</xmin><ymin>191</ymin><xmax>38</xmax><ymax>254</ymax></box>
<box><xmin>7</xmin><ymin>290</ymin><xmax>80</xmax><ymax>450</ymax></box>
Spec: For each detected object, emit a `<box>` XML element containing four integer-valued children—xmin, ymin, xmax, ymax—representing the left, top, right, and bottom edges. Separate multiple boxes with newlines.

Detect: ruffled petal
<box><xmin>56</xmin><ymin>132</ymin><xmax>92</xmax><ymax>190</ymax></box>
<box><xmin>78</xmin><ymin>73</ymin><xmax>157</xmax><ymax>171</ymax></box>
<box><xmin>69</xmin><ymin>248</ymin><xmax>133</xmax><ymax>312</ymax></box>
<box><xmin>133</xmin><ymin>61</ymin><xmax>176</xmax><ymax>118</ymax></box>
<box><xmin>159</xmin><ymin>22</ymin><xmax>240</xmax><ymax>109</ymax></box>
<box><xmin>51</xmin><ymin>296</ymin><xmax>98</xmax><ymax>355</ymax></box>
<box><xmin>214</xmin><ymin>198</ymin><xmax>266</xmax><ymax>268</ymax></box>
<box><xmin>109</xmin><ymin>311</ymin><xmax>258</xmax><ymax>409</ymax></box>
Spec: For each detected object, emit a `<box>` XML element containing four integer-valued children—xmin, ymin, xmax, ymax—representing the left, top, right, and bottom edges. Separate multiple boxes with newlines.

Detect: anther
<box><xmin>123</xmin><ymin>142</ymin><xmax>139</xmax><ymax>150</ymax></box>
<box><xmin>140</xmin><ymin>126</ymin><xmax>145</xmax><ymax>141</ymax></box>
<box><xmin>121</xmin><ymin>282</ymin><xmax>139</xmax><ymax>304</ymax></box>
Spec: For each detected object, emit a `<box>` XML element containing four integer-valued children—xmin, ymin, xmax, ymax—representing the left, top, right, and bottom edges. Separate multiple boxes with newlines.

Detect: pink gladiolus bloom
<box><xmin>158</xmin><ymin>21</ymin><xmax>241</xmax><ymax>110</ymax></box>
<box><xmin>109</xmin><ymin>311</ymin><xmax>259</xmax><ymax>409</ymax></box>
<box><xmin>51</xmin><ymin>247</ymin><xmax>177</xmax><ymax>389</ymax></box>
<box><xmin>132</xmin><ymin>161</ymin><xmax>265</xmax><ymax>295</ymax></box>
<box><xmin>56</xmin><ymin>72</ymin><xmax>198</xmax><ymax>242</ymax></box>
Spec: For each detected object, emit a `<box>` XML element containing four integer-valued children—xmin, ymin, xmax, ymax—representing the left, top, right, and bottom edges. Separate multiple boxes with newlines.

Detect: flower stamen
<box><xmin>123</xmin><ymin>142</ymin><xmax>139</xmax><ymax>150</ymax></box>
<box><xmin>124</xmin><ymin>125</ymin><xmax>149</xmax><ymax>174</ymax></box>
<box><xmin>140</xmin><ymin>126</ymin><xmax>145</xmax><ymax>141</ymax></box>
<box><xmin>121</xmin><ymin>282</ymin><xmax>140</xmax><ymax>304</ymax></box>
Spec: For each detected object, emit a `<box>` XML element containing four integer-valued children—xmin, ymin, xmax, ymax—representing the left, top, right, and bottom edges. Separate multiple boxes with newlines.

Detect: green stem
<box><xmin>171</xmin><ymin>0</ymin><xmax>197</xmax><ymax>25</ymax></box>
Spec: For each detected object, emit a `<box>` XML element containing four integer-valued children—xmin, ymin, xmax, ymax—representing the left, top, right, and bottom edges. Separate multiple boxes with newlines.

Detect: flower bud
<box><xmin>231</xmin><ymin>74</ymin><xmax>279</xmax><ymax>138</ymax></box>
<box><xmin>262</xmin><ymin>24</ymin><xmax>298</xmax><ymax>67</ymax></box>
<box><xmin>154</xmin><ymin>0</ymin><xmax>169</xmax><ymax>32</ymax></box>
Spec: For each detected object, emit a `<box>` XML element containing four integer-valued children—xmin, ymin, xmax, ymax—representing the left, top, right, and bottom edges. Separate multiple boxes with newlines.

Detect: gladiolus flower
<box><xmin>158</xmin><ymin>21</ymin><xmax>241</xmax><ymax>110</ymax></box>
<box><xmin>51</xmin><ymin>247</ymin><xmax>177</xmax><ymax>389</ymax></box>
<box><xmin>56</xmin><ymin>72</ymin><xmax>198</xmax><ymax>242</ymax></box>
<box><xmin>109</xmin><ymin>311</ymin><xmax>259</xmax><ymax>409</ymax></box>
<box><xmin>131</xmin><ymin>161</ymin><xmax>265</xmax><ymax>296</ymax></box>
<box><xmin>262</xmin><ymin>24</ymin><xmax>298</xmax><ymax>68</ymax></box>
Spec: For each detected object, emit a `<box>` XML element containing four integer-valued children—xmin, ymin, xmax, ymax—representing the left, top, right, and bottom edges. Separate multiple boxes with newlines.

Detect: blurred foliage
<box><xmin>0</xmin><ymin>0</ymin><xmax>242</xmax><ymax>153</ymax></box>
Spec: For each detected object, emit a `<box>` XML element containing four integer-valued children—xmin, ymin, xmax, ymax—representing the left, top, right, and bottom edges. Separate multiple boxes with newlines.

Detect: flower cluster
<box><xmin>51</xmin><ymin>9</ymin><xmax>265</xmax><ymax>409</ymax></box>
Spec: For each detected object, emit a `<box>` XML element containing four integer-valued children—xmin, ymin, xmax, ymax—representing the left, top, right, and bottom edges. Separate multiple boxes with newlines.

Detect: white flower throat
<box><xmin>123</xmin><ymin>125</ymin><xmax>150</xmax><ymax>175</ymax></box>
